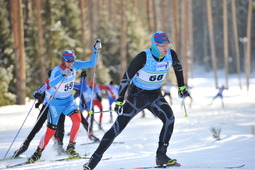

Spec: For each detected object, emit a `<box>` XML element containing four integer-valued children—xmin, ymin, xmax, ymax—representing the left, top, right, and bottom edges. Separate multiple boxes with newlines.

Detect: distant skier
<box><xmin>210</xmin><ymin>85</ymin><xmax>226</xmax><ymax>108</ymax></box>
<box><xmin>106</xmin><ymin>80</ymin><xmax>118</xmax><ymax>123</ymax></box>
<box><xmin>88</xmin><ymin>81</ymin><xmax>114</xmax><ymax>130</ymax></box>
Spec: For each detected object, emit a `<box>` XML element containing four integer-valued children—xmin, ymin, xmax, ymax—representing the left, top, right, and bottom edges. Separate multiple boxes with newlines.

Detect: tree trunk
<box><xmin>88</xmin><ymin>0</ymin><xmax>95</xmax><ymax>82</ymax></box>
<box><xmin>188</xmin><ymin>0</ymin><xmax>194</xmax><ymax>80</ymax></box>
<box><xmin>171</xmin><ymin>0</ymin><xmax>180</xmax><ymax>55</ymax></box>
<box><xmin>245</xmin><ymin>0</ymin><xmax>252</xmax><ymax>91</ymax></box>
<box><xmin>120</xmin><ymin>0</ymin><xmax>127</xmax><ymax>80</ymax></box>
<box><xmin>10</xmin><ymin>0</ymin><xmax>26</xmax><ymax>104</ymax></box>
<box><xmin>161</xmin><ymin>0</ymin><xmax>167</xmax><ymax>31</ymax></box>
<box><xmin>35</xmin><ymin>0</ymin><xmax>46</xmax><ymax>82</ymax></box>
<box><xmin>207</xmin><ymin>0</ymin><xmax>218</xmax><ymax>88</ymax></box>
<box><xmin>181</xmin><ymin>0</ymin><xmax>189</xmax><ymax>84</ymax></box>
<box><xmin>152</xmin><ymin>0</ymin><xmax>157</xmax><ymax>31</ymax></box>
<box><xmin>146</xmin><ymin>0</ymin><xmax>153</xmax><ymax>32</ymax></box>
<box><xmin>223</xmin><ymin>0</ymin><xmax>229</xmax><ymax>88</ymax></box>
<box><xmin>79</xmin><ymin>0</ymin><xmax>88</xmax><ymax>60</ymax></box>
<box><xmin>231</xmin><ymin>0</ymin><xmax>242</xmax><ymax>90</ymax></box>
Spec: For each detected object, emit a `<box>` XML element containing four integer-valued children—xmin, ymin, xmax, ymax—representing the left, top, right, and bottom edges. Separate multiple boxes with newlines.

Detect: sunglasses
<box><xmin>65</xmin><ymin>60</ymin><xmax>74</xmax><ymax>63</ymax></box>
<box><xmin>155</xmin><ymin>42</ymin><xmax>170</xmax><ymax>47</ymax></box>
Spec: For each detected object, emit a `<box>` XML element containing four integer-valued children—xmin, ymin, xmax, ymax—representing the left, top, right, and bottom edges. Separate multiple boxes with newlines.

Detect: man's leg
<box><xmin>148</xmin><ymin>95</ymin><xmax>177</xmax><ymax>166</ymax></box>
<box><xmin>66</xmin><ymin>112</ymin><xmax>81</xmax><ymax>157</ymax></box>
<box><xmin>28</xmin><ymin>123</ymin><xmax>57</xmax><ymax>163</ymax></box>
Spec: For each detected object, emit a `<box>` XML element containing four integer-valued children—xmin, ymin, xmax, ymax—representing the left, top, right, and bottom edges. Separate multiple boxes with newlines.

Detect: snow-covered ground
<box><xmin>0</xmin><ymin>71</ymin><xmax>255</xmax><ymax>170</ymax></box>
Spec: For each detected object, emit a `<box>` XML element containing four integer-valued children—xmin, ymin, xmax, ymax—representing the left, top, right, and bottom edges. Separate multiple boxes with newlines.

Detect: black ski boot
<box><xmin>13</xmin><ymin>141</ymin><xmax>29</xmax><ymax>157</ymax></box>
<box><xmin>156</xmin><ymin>142</ymin><xmax>179</xmax><ymax>167</ymax></box>
<box><xmin>156</xmin><ymin>153</ymin><xmax>178</xmax><ymax>166</ymax></box>
<box><xmin>66</xmin><ymin>142</ymin><xmax>80</xmax><ymax>157</ymax></box>
<box><xmin>83</xmin><ymin>153</ymin><xmax>102</xmax><ymax>170</ymax></box>
<box><xmin>27</xmin><ymin>148</ymin><xmax>43</xmax><ymax>163</ymax></box>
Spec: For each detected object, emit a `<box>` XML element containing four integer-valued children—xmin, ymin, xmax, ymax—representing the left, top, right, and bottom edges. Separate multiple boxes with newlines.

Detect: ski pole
<box><xmin>3</xmin><ymin>99</ymin><xmax>37</xmax><ymax>160</ymax></box>
<box><xmin>182</xmin><ymin>98</ymin><xmax>188</xmax><ymax>118</ymax></box>
<box><xmin>88</xmin><ymin>40</ymin><xmax>101</xmax><ymax>137</ymax></box>
<box><xmin>92</xmin><ymin>110</ymin><xmax>114</xmax><ymax>114</ymax></box>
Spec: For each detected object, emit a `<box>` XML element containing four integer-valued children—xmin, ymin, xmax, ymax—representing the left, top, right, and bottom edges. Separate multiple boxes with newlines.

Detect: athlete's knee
<box><xmin>47</xmin><ymin>122</ymin><xmax>58</xmax><ymax>130</ymax></box>
<box><xmin>70</xmin><ymin>112</ymin><xmax>82</xmax><ymax>123</ymax></box>
<box><xmin>167</xmin><ymin>114</ymin><xmax>175</xmax><ymax>125</ymax></box>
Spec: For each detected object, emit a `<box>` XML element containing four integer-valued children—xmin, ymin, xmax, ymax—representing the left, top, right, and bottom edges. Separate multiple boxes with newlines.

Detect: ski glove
<box><xmin>178</xmin><ymin>85</ymin><xmax>189</xmax><ymax>98</ymax></box>
<box><xmin>62</xmin><ymin>68</ymin><xmax>72</xmax><ymax>77</ymax></box>
<box><xmin>114</xmin><ymin>98</ymin><xmax>124</xmax><ymax>115</ymax></box>
<box><xmin>93</xmin><ymin>39</ymin><xmax>102</xmax><ymax>52</ymax></box>
<box><xmin>81</xmin><ymin>70</ymin><xmax>87</xmax><ymax>78</ymax></box>
<box><xmin>33</xmin><ymin>92</ymin><xmax>42</xmax><ymax>100</ymax></box>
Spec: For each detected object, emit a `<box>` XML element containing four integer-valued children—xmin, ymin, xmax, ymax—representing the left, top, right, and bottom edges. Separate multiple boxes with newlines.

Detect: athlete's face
<box><xmin>157</xmin><ymin>43</ymin><xmax>169</xmax><ymax>56</ymax></box>
<box><xmin>65</xmin><ymin>61</ymin><xmax>74</xmax><ymax>68</ymax></box>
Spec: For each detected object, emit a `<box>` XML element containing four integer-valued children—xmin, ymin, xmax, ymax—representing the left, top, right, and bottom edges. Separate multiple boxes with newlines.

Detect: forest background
<box><xmin>0</xmin><ymin>0</ymin><xmax>254</xmax><ymax>106</ymax></box>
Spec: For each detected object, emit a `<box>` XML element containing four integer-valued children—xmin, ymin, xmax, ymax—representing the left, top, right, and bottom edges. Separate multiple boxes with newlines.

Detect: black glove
<box><xmin>178</xmin><ymin>86</ymin><xmax>189</xmax><ymax>98</ymax></box>
<box><xmin>81</xmin><ymin>70</ymin><xmax>87</xmax><ymax>78</ymax></box>
<box><xmin>114</xmin><ymin>98</ymin><xmax>124</xmax><ymax>115</ymax></box>
<box><xmin>33</xmin><ymin>92</ymin><xmax>42</xmax><ymax>100</ymax></box>
<box><xmin>35</xmin><ymin>102</ymin><xmax>41</xmax><ymax>109</ymax></box>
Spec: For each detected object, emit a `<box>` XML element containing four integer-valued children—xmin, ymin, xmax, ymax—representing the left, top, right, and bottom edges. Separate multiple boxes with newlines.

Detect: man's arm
<box><xmin>171</xmin><ymin>49</ymin><xmax>185</xmax><ymax>87</ymax></box>
<box><xmin>117</xmin><ymin>51</ymin><xmax>146</xmax><ymax>100</ymax></box>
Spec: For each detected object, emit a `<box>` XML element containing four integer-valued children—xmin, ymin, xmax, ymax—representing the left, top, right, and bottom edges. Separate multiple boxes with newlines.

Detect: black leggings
<box><xmin>25</xmin><ymin>105</ymin><xmax>48</xmax><ymax>146</ymax></box>
<box><xmin>93</xmin><ymin>88</ymin><xmax>175</xmax><ymax>158</ymax></box>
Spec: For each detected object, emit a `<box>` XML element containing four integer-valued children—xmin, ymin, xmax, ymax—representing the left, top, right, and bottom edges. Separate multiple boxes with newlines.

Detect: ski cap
<box><xmin>153</xmin><ymin>31</ymin><xmax>170</xmax><ymax>44</ymax></box>
<box><xmin>63</xmin><ymin>50</ymin><xmax>76</xmax><ymax>62</ymax></box>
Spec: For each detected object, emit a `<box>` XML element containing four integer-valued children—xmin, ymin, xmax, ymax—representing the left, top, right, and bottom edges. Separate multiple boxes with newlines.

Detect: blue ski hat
<box><xmin>151</xmin><ymin>31</ymin><xmax>170</xmax><ymax>58</ymax></box>
<box><xmin>63</xmin><ymin>50</ymin><xmax>76</xmax><ymax>62</ymax></box>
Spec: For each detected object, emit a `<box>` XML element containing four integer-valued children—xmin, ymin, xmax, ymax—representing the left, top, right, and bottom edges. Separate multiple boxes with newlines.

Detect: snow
<box><xmin>0</xmin><ymin>71</ymin><xmax>255</xmax><ymax>170</ymax></box>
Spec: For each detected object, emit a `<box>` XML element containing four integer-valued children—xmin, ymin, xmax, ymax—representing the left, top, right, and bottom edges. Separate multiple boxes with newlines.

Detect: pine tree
<box><xmin>0</xmin><ymin>0</ymin><xmax>15</xmax><ymax>105</ymax></box>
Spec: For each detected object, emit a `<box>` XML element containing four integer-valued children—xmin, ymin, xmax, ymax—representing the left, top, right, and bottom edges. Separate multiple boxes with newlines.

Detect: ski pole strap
<box><xmin>116</xmin><ymin>101</ymin><xmax>123</xmax><ymax>107</ymax></box>
<box><xmin>115</xmin><ymin>101</ymin><xmax>124</xmax><ymax>115</ymax></box>
<box><xmin>178</xmin><ymin>85</ymin><xmax>186</xmax><ymax>91</ymax></box>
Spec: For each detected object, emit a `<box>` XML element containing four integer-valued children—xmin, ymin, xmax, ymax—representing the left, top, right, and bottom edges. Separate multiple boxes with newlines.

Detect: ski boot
<box><xmin>156</xmin><ymin>142</ymin><xmax>180</xmax><ymax>167</ymax></box>
<box><xmin>66</xmin><ymin>142</ymin><xmax>80</xmax><ymax>158</ymax></box>
<box><xmin>156</xmin><ymin>153</ymin><xmax>180</xmax><ymax>167</ymax></box>
<box><xmin>83</xmin><ymin>154</ymin><xmax>102</xmax><ymax>170</ymax></box>
<box><xmin>88</xmin><ymin>133</ymin><xmax>100</xmax><ymax>142</ymax></box>
<box><xmin>13</xmin><ymin>142</ymin><xmax>28</xmax><ymax>157</ymax></box>
<box><xmin>27</xmin><ymin>148</ymin><xmax>43</xmax><ymax>163</ymax></box>
<box><xmin>83</xmin><ymin>164</ymin><xmax>91</xmax><ymax>170</ymax></box>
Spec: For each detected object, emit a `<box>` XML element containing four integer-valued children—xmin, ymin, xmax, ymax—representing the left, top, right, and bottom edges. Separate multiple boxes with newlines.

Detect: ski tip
<box><xmin>224</xmin><ymin>164</ymin><xmax>245</xmax><ymax>169</ymax></box>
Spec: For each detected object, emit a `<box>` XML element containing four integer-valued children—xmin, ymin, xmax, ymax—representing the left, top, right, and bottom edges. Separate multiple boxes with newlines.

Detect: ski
<box><xmin>224</xmin><ymin>164</ymin><xmax>245</xmax><ymax>169</ymax></box>
<box><xmin>128</xmin><ymin>164</ymin><xmax>245</xmax><ymax>169</ymax></box>
<box><xmin>6</xmin><ymin>160</ymin><xmax>43</xmax><ymax>168</ymax></box>
<box><xmin>81</xmin><ymin>141</ymin><xmax>124</xmax><ymax>145</ymax></box>
<box><xmin>131</xmin><ymin>163</ymin><xmax>181</xmax><ymax>169</ymax></box>
<box><xmin>0</xmin><ymin>155</ymin><xmax>27</xmax><ymax>161</ymax></box>
<box><xmin>53</xmin><ymin>155</ymin><xmax>111</xmax><ymax>162</ymax></box>
<box><xmin>6</xmin><ymin>155</ymin><xmax>111</xmax><ymax>168</ymax></box>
